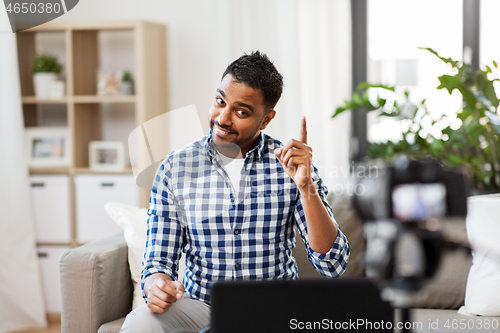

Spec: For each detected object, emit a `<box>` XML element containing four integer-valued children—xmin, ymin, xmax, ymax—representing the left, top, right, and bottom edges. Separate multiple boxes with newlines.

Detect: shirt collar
<box><xmin>205</xmin><ymin>129</ymin><xmax>266</xmax><ymax>163</ymax></box>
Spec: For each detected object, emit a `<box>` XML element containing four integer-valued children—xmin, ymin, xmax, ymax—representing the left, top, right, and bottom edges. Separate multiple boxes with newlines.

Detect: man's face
<box><xmin>209</xmin><ymin>74</ymin><xmax>276</xmax><ymax>157</ymax></box>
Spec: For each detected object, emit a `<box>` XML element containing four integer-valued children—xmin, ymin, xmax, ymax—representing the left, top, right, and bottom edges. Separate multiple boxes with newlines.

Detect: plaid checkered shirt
<box><xmin>142</xmin><ymin>132</ymin><xmax>350</xmax><ymax>304</ymax></box>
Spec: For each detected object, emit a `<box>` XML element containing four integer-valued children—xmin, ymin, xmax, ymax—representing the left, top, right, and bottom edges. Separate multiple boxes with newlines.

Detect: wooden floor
<box><xmin>12</xmin><ymin>320</ymin><xmax>61</xmax><ymax>333</ymax></box>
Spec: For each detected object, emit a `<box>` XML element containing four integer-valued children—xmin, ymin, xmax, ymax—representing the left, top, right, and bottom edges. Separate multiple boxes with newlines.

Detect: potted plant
<box><xmin>333</xmin><ymin>48</ymin><xmax>500</xmax><ymax>192</ymax></box>
<box><xmin>120</xmin><ymin>70</ymin><xmax>134</xmax><ymax>95</ymax></box>
<box><xmin>32</xmin><ymin>54</ymin><xmax>63</xmax><ymax>99</ymax></box>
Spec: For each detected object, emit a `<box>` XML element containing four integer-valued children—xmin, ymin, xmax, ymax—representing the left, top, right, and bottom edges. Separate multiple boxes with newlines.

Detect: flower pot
<box><xmin>33</xmin><ymin>73</ymin><xmax>58</xmax><ymax>99</ymax></box>
<box><xmin>120</xmin><ymin>81</ymin><xmax>134</xmax><ymax>95</ymax></box>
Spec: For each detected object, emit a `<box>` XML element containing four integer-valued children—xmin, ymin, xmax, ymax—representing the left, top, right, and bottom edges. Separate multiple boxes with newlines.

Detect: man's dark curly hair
<box><xmin>222</xmin><ymin>51</ymin><xmax>283</xmax><ymax>111</ymax></box>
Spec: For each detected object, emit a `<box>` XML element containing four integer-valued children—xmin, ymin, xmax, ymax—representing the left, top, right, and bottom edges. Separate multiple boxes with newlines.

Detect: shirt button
<box><xmin>235</xmin><ymin>263</ymin><xmax>240</xmax><ymax>269</ymax></box>
<box><xmin>234</xmin><ymin>230</ymin><xmax>239</xmax><ymax>235</ymax></box>
<box><xmin>230</xmin><ymin>197</ymin><xmax>235</xmax><ymax>202</ymax></box>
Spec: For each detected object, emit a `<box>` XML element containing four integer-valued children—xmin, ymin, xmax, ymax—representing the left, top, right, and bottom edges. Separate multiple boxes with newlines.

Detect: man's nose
<box><xmin>217</xmin><ymin>107</ymin><xmax>232</xmax><ymax>127</ymax></box>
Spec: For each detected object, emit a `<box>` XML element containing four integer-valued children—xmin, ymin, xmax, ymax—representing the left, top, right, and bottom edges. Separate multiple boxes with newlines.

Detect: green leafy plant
<box><xmin>122</xmin><ymin>71</ymin><xmax>133</xmax><ymax>82</ymax></box>
<box><xmin>333</xmin><ymin>48</ymin><xmax>500</xmax><ymax>191</ymax></box>
<box><xmin>32</xmin><ymin>54</ymin><xmax>62</xmax><ymax>74</ymax></box>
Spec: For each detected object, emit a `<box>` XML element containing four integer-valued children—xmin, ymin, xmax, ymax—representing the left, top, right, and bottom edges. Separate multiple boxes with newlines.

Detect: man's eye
<box><xmin>216</xmin><ymin>97</ymin><xmax>224</xmax><ymax>105</ymax></box>
<box><xmin>237</xmin><ymin>110</ymin><xmax>247</xmax><ymax>116</ymax></box>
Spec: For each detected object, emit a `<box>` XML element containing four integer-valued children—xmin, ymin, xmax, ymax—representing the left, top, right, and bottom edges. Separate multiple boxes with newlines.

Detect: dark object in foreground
<box><xmin>210</xmin><ymin>278</ymin><xmax>393</xmax><ymax>333</ymax></box>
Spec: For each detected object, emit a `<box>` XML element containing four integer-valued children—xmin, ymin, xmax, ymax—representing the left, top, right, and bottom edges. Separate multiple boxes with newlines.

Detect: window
<box><xmin>480</xmin><ymin>0</ymin><xmax>500</xmax><ymax>93</ymax></box>
<box><xmin>367</xmin><ymin>0</ymin><xmax>463</xmax><ymax>144</ymax></box>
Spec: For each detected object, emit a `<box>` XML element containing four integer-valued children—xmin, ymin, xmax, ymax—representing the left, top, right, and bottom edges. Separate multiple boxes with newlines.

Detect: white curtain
<box><xmin>212</xmin><ymin>0</ymin><xmax>352</xmax><ymax>191</ymax></box>
<box><xmin>0</xmin><ymin>12</ymin><xmax>47</xmax><ymax>333</ymax></box>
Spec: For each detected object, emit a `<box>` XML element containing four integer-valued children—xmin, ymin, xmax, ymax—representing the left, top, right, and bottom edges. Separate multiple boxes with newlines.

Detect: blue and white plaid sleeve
<box><xmin>141</xmin><ymin>159</ymin><xmax>185</xmax><ymax>292</ymax></box>
<box><xmin>294</xmin><ymin>165</ymin><xmax>350</xmax><ymax>277</ymax></box>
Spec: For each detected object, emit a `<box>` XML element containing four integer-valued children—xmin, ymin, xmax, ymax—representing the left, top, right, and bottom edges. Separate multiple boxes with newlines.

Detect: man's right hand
<box><xmin>144</xmin><ymin>273</ymin><xmax>184</xmax><ymax>313</ymax></box>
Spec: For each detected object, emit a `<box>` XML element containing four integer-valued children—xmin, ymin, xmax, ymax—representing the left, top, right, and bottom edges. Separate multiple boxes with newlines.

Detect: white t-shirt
<box><xmin>218</xmin><ymin>153</ymin><xmax>245</xmax><ymax>195</ymax></box>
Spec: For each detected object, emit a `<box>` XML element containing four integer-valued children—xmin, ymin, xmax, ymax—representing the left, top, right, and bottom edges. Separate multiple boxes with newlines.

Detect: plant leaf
<box><xmin>333</xmin><ymin>106</ymin><xmax>347</xmax><ymax>118</ymax></box>
<box><xmin>352</xmin><ymin>92</ymin><xmax>363</xmax><ymax>105</ymax></box>
<box><xmin>437</xmin><ymin>75</ymin><xmax>478</xmax><ymax>107</ymax></box>
<box><xmin>476</xmin><ymin>71</ymin><xmax>500</xmax><ymax>108</ymax></box>
<box><xmin>448</xmin><ymin>153</ymin><xmax>465</xmax><ymax>164</ymax></box>
<box><xmin>357</xmin><ymin>82</ymin><xmax>395</xmax><ymax>91</ymax></box>
<box><xmin>419</xmin><ymin>47</ymin><xmax>460</xmax><ymax>68</ymax></box>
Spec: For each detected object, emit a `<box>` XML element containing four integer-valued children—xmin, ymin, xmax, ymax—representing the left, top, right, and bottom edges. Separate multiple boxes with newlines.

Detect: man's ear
<box><xmin>260</xmin><ymin>110</ymin><xmax>276</xmax><ymax>130</ymax></box>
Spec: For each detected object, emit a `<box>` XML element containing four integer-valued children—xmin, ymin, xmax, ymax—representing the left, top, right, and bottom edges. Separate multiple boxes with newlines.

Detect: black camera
<box><xmin>349</xmin><ymin>156</ymin><xmax>469</xmax><ymax>304</ymax></box>
<box><xmin>351</xmin><ymin>157</ymin><xmax>468</xmax><ymax>223</ymax></box>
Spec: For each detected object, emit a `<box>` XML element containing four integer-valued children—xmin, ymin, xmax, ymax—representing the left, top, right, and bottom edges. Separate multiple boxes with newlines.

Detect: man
<box><xmin>121</xmin><ymin>51</ymin><xmax>350</xmax><ymax>332</ymax></box>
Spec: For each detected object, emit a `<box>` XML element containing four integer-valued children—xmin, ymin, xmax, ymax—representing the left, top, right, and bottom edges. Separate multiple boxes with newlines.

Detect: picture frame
<box><xmin>25</xmin><ymin>127</ymin><xmax>71</xmax><ymax>168</ymax></box>
<box><xmin>97</xmin><ymin>71</ymin><xmax>120</xmax><ymax>95</ymax></box>
<box><xmin>89</xmin><ymin>141</ymin><xmax>125</xmax><ymax>171</ymax></box>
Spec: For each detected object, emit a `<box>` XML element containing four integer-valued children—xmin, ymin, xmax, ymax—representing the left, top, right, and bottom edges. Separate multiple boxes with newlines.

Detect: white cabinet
<box><xmin>75</xmin><ymin>174</ymin><xmax>139</xmax><ymax>243</ymax></box>
<box><xmin>37</xmin><ymin>245</ymin><xmax>70</xmax><ymax>314</ymax></box>
<box><xmin>30</xmin><ymin>175</ymin><xmax>71</xmax><ymax>243</ymax></box>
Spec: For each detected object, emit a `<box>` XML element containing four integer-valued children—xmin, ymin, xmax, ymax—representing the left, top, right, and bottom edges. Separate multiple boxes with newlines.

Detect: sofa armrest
<box><xmin>59</xmin><ymin>233</ymin><xmax>133</xmax><ymax>333</ymax></box>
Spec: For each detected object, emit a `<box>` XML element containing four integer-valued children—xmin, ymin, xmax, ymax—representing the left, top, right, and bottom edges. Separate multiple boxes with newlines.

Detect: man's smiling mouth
<box><xmin>215</xmin><ymin>126</ymin><xmax>235</xmax><ymax>136</ymax></box>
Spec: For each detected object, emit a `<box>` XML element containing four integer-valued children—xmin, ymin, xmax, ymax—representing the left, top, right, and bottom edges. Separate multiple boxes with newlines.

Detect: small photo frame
<box><xmin>97</xmin><ymin>71</ymin><xmax>120</xmax><ymax>95</ymax></box>
<box><xmin>89</xmin><ymin>141</ymin><xmax>125</xmax><ymax>171</ymax></box>
<box><xmin>25</xmin><ymin>127</ymin><xmax>71</xmax><ymax>168</ymax></box>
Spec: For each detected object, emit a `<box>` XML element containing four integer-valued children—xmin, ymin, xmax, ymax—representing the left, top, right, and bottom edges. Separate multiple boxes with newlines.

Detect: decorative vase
<box><xmin>33</xmin><ymin>73</ymin><xmax>58</xmax><ymax>99</ymax></box>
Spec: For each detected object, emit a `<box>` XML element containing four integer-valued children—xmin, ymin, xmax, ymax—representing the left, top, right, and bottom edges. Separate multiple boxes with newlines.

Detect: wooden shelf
<box><xmin>30</xmin><ymin>168</ymin><xmax>71</xmax><ymax>174</ymax></box>
<box><xmin>22</xmin><ymin>95</ymin><xmax>136</xmax><ymax>104</ymax></box>
<box><xmin>23</xmin><ymin>20</ymin><xmax>146</xmax><ymax>31</ymax></box>
<box><xmin>74</xmin><ymin>167</ymin><xmax>134</xmax><ymax>174</ymax></box>
<box><xmin>22</xmin><ymin>96</ymin><xmax>68</xmax><ymax>104</ymax></box>
<box><xmin>73</xmin><ymin>95</ymin><xmax>136</xmax><ymax>104</ymax></box>
<box><xmin>37</xmin><ymin>242</ymin><xmax>72</xmax><ymax>247</ymax></box>
<box><xmin>29</xmin><ymin>167</ymin><xmax>134</xmax><ymax>175</ymax></box>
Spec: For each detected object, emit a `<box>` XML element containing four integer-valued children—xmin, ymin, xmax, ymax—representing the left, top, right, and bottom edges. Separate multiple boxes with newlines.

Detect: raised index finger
<box><xmin>299</xmin><ymin>116</ymin><xmax>307</xmax><ymax>144</ymax></box>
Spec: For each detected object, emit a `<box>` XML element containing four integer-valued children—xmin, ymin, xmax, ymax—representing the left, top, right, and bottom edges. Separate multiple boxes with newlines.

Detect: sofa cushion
<box><xmin>460</xmin><ymin>194</ymin><xmax>500</xmax><ymax>316</ymax></box>
<box><xmin>105</xmin><ymin>202</ymin><xmax>149</xmax><ymax>310</ymax></box>
<box><xmin>409</xmin><ymin>219</ymin><xmax>472</xmax><ymax>309</ymax></box>
<box><xmin>410</xmin><ymin>248</ymin><xmax>472</xmax><ymax>309</ymax></box>
<box><xmin>329</xmin><ymin>193</ymin><xmax>365</xmax><ymax>277</ymax></box>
